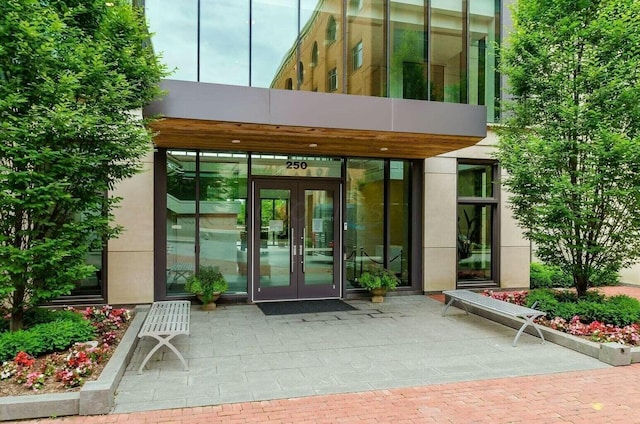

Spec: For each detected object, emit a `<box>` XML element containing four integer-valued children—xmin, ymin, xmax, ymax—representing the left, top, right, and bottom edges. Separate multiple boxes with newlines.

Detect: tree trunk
<box><xmin>9</xmin><ymin>309</ymin><xmax>24</xmax><ymax>332</ymax></box>
<box><xmin>575</xmin><ymin>274</ymin><xmax>589</xmax><ymax>298</ymax></box>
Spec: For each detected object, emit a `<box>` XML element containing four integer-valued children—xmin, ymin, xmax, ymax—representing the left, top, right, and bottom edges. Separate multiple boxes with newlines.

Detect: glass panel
<box><xmin>457</xmin><ymin>204</ymin><xmax>492</xmax><ymax>280</ymax></box>
<box><xmin>390</xmin><ymin>1</ymin><xmax>427</xmax><ymax>99</ymax></box>
<box><xmin>431</xmin><ymin>0</ymin><xmax>467</xmax><ymax>103</ymax></box>
<box><xmin>347</xmin><ymin>0</ymin><xmax>386</xmax><ymax>96</ymax></box>
<box><xmin>469</xmin><ymin>0</ymin><xmax>499</xmax><ymax>122</ymax></box>
<box><xmin>251</xmin><ymin>155</ymin><xmax>342</xmax><ymax>178</ymax></box>
<box><xmin>389</xmin><ymin>161</ymin><xmax>410</xmax><ymax>286</ymax></box>
<box><xmin>304</xmin><ymin>190</ymin><xmax>334</xmax><ymax>285</ymax></box>
<box><xmin>145</xmin><ymin>0</ymin><xmax>198</xmax><ymax>82</ymax></box>
<box><xmin>300</xmin><ymin>0</ymin><xmax>344</xmax><ymax>93</ymax></box>
<box><xmin>200</xmin><ymin>0</ymin><xmax>250</xmax><ymax>86</ymax></box>
<box><xmin>346</xmin><ymin>159</ymin><xmax>384</xmax><ymax>289</ymax></box>
<box><xmin>199</xmin><ymin>152</ymin><xmax>248</xmax><ymax>294</ymax></box>
<box><xmin>259</xmin><ymin>189</ymin><xmax>291</xmax><ymax>287</ymax></box>
<box><xmin>166</xmin><ymin>151</ymin><xmax>197</xmax><ymax>295</ymax></box>
<box><xmin>457</xmin><ymin>163</ymin><xmax>493</xmax><ymax>198</ymax></box>
<box><xmin>253</xmin><ymin>0</ymin><xmax>298</xmax><ymax>89</ymax></box>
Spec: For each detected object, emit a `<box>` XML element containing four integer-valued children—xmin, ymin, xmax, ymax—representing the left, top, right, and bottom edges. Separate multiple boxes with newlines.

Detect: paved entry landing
<box><xmin>114</xmin><ymin>295</ymin><xmax>609</xmax><ymax>414</ymax></box>
<box><xmin>256</xmin><ymin>299</ymin><xmax>356</xmax><ymax>315</ymax></box>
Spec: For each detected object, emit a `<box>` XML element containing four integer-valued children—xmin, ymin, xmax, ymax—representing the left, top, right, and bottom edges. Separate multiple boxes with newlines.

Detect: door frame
<box><xmin>250</xmin><ymin>178</ymin><xmax>342</xmax><ymax>302</ymax></box>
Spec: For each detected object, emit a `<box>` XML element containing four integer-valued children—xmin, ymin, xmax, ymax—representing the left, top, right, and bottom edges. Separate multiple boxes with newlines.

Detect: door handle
<box><xmin>291</xmin><ymin>228</ymin><xmax>295</xmax><ymax>273</ymax></box>
<box><xmin>301</xmin><ymin>228</ymin><xmax>305</xmax><ymax>273</ymax></box>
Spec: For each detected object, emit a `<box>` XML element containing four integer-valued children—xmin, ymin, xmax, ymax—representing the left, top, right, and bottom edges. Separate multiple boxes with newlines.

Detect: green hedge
<box><xmin>0</xmin><ymin>319</ymin><xmax>95</xmax><ymax>361</ymax></box>
<box><xmin>526</xmin><ymin>289</ymin><xmax>640</xmax><ymax>327</ymax></box>
<box><xmin>530</xmin><ymin>263</ymin><xmax>620</xmax><ymax>289</ymax></box>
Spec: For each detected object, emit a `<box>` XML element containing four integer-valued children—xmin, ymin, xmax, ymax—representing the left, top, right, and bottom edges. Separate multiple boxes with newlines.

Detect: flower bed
<box><xmin>484</xmin><ymin>289</ymin><xmax>640</xmax><ymax>346</ymax></box>
<box><xmin>0</xmin><ymin>306</ymin><xmax>131</xmax><ymax>396</ymax></box>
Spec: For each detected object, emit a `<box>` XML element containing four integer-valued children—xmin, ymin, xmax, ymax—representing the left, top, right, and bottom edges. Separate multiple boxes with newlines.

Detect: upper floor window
<box><xmin>328</xmin><ymin>68</ymin><xmax>338</xmax><ymax>91</ymax></box>
<box><xmin>311</xmin><ymin>42</ymin><xmax>319</xmax><ymax>67</ymax></box>
<box><xmin>298</xmin><ymin>61</ymin><xmax>304</xmax><ymax>84</ymax></box>
<box><xmin>352</xmin><ymin>41</ymin><xmax>363</xmax><ymax>70</ymax></box>
<box><xmin>285</xmin><ymin>78</ymin><xmax>293</xmax><ymax>90</ymax></box>
<box><xmin>326</xmin><ymin>16</ymin><xmax>337</xmax><ymax>43</ymax></box>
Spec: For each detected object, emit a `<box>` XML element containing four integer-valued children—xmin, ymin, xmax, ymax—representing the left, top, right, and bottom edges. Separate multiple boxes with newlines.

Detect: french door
<box><xmin>253</xmin><ymin>179</ymin><xmax>341</xmax><ymax>301</ymax></box>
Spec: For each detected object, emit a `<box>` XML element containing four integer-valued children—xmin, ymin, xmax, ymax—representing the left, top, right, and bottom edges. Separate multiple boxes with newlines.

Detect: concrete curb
<box><xmin>451</xmin><ymin>301</ymin><xmax>640</xmax><ymax>365</ymax></box>
<box><xmin>0</xmin><ymin>306</ymin><xmax>148</xmax><ymax>422</ymax></box>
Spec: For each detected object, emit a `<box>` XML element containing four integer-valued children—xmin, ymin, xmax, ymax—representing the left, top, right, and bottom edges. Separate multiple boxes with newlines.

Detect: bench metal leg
<box><xmin>442</xmin><ymin>298</ymin><xmax>469</xmax><ymax>317</ymax></box>
<box><xmin>512</xmin><ymin>315</ymin><xmax>545</xmax><ymax>347</ymax></box>
<box><xmin>138</xmin><ymin>334</ymin><xmax>189</xmax><ymax>374</ymax></box>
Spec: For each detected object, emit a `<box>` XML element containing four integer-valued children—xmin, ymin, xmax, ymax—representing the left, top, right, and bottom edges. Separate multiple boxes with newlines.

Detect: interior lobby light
<box><xmin>309</xmin><ymin>143</ymin><xmax>318</xmax><ymax>147</ymax></box>
<box><xmin>231</xmin><ymin>139</ymin><xmax>241</xmax><ymax>144</ymax></box>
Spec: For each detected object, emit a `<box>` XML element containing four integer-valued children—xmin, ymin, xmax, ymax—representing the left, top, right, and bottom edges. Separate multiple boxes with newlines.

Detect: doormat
<box><xmin>256</xmin><ymin>299</ymin><xmax>356</xmax><ymax>316</ymax></box>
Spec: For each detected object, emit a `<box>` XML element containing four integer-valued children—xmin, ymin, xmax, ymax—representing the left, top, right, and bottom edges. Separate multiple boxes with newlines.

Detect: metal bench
<box><xmin>442</xmin><ymin>290</ymin><xmax>545</xmax><ymax>347</ymax></box>
<box><xmin>137</xmin><ymin>300</ymin><xmax>191</xmax><ymax>373</ymax></box>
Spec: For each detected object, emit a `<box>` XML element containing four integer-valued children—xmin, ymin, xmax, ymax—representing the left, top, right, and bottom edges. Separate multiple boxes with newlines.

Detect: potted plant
<box><xmin>358</xmin><ymin>266</ymin><xmax>400</xmax><ymax>303</ymax></box>
<box><xmin>185</xmin><ymin>265</ymin><xmax>228</xmax><ymax>310</ymax></box>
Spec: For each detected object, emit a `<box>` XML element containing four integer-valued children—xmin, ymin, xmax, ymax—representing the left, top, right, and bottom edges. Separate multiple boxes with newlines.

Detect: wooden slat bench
<box><xmin>442</xmin><ymin>290</ymin><xmax>546</xmax><ymax>347</ymax></box>
<box><xmin>137</xmin><ymin>300</ymin><xmax>191</xmax><ymax>373</ymax></box>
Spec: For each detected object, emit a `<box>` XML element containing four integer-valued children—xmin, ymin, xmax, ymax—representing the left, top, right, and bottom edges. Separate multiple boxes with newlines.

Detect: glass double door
<box><xmin>253</xmin><ymin>179</ymin><xmax>341</xmax><ymax>301</ymax></box>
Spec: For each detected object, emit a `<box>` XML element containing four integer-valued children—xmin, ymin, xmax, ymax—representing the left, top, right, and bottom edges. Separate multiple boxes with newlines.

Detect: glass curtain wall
<box><xmin>430</xmin><ymin>0</ymin><xmax>467</xmax><ymax>103</ymax></box>
<box><xmin>253</xmin><ymin>0</ymin><xmax>298</xmax><ymax>88</ymax></box>
<box><xmin>346</xmin><ymin>159</ymin><xmax>411</xmax><ymax>288</ymax></box>
<box><xmin>145</xmin><ymin>0</ymin><xmax>500</xmax><ymax>118</ymax></box>
<box><xmin>346</xmin><ymin>0</ymin><xmax>386</xmax><ymax>96</ymax></box>
<box><xmin>166</xmin><ymin>151</ymin><xmax>248</xmax><ymax>297</ymax></box>
<box><xmin>390</xmin><ymin>1</ymin><xmax>427</xmax><ymax>100</ymax></box>
<box><xmin>200</xmin><ymin>0</ymin><xmax>250</xmax><ymax>86</ymax></box>
<box><xmin>299</xmin><ymin>0</ymin><xmax>344</xmax><ymax>93</ymax></box>
<box><xmin>456</xmin><ymin>162</ymin><xmax>497</xmax><ymax>283</ymax></box>
<box><xmin>469</xmin><ymin>0</ymin><xmax>500</xmax><ymax>122</ymax></box>
<box><xmin>145</xmin><ymin>0</ymin><xmax>198</xmax><ymax>81</ymax></box>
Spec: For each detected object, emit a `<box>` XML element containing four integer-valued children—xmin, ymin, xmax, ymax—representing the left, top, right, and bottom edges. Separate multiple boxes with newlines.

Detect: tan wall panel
<box><xmin>620</xmin><ymin>265</ymin><xmax>640</xmax><ymax>286</ymax></box>
<box><xmin>107</xmin><ymin>251</ymin><xmax>154</xmax><ymax>304</ymax></box>
<box><xmin>424</xmin><ymin>247</ymin><xmax>457</xmax><ymax>292</ymax></box>
<box><xmin>109</xmin><ymin>161</ymin><xmax>154</xmax><ymax>252</ymax></box>
<box><xmin>499</xmin><ymin>246</ymin><xmax>530</xmax><ymax>289</ymax></box>
<box><xmin>424</xmin><ymin>162</ymin><xmax>456</xmax><ymax>249</ymax></box>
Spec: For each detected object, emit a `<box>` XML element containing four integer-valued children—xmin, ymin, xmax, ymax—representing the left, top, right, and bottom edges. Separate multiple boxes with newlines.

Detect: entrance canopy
<box><xmin>145</xmin><ymin>80</ymin><xmax>488</xmax><ymax>160</ymax></box>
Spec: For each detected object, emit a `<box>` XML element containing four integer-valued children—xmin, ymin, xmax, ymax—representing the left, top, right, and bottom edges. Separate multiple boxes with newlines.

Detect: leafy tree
<box><xmin>0</xmin><ymin>0</ymin><xmax>166</xmax><ymax>330</ymax></box>
<box><xmin>496</xmin><ymin>0</ymin><xmax>640</xmax><ymax>297</ymax></box>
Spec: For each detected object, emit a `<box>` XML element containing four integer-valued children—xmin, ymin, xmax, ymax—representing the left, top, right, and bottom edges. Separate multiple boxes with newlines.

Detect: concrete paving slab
<box><xmin>112</xmin><ymin>295</ymin><xmax>609</xmax><ymax>414</ymax></box>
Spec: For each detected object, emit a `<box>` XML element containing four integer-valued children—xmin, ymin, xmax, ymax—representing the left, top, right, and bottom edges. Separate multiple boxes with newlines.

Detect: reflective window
<box><xmin>346</xmin><ymin>159</ymin><xmax>384</xmax><ymax>289</ymax></box>
<box><xmin>166</xmin><ymin>151</ymin><xmax>197</xmax><ymax>296</ymax></box>
<box><xmin>300</xmin><ymin>1</ymin><xmax>344</xmax><ymax>93</ymax></box>
<box><xmin>458</xmin><ymin>163</ymin><xmax>493</xmax><ymax>197</ymax></box>
<box><xmin>328</xmin><ymin>67</ymin><xmax>338</xmax><ymax>91</ymax></box>
<box><xmin>253</xmin><ymin>0</ymin><xmax>298</xmax><ymax>89</ymax></box>
<box><xmin>352</xmin><ymin>41</ymin><xmax>363</xmax><ymax>70</ymax></box>
<box><xmin>251</xmin><ymin>155</ymin><xmax>342</xmax><ymax>178</ymax></box>
<box><xmin>347</xmin><ymin>0</ymin><xmax>385</xmax><ymax>96</ymax></box>
<box><xmin>166</xmin><ymin>151</ymin><xmax>248</xmax><ymax>296</ymax></box>
<box><xmin>390</xmin><ymin>1</ymin><xmax>427</xmax><ymax>99</ymax></box>
<box><xmin>469</xmin><ymin>0</ymin><xmax>500</xmax><ymax>122</ymax></box>
<box><xmin>200</xmin><ymin>0</ymin><xmax>250</xmax><ymax>86</ymax></box>
<box><xmin>457</xmin><ymin>162</ymin><xmax>497</xmax><ymax>283</ymax></box>
<box><xmin>199</xmin><ymin>152</ymin><xmax>248</xmax><ymax>294</ymax></box>
<box><xmin>145</xmin><ymin>0</ymin><xmax>198</xmax><ymax>81</ymax></box>
<box><xmin>144</xmin><ymin>0</ymin><xmax>501</xmax><ymax>108</ymax></box>
<box><xmin>389</xmin><ymin>161</ymin><xmax>411</xmax><ymax>285</ymax></box>
<box><xmin>431</xmin><ymin>0</ymin><xmax>467</xmax><ymax>103</ymax></box>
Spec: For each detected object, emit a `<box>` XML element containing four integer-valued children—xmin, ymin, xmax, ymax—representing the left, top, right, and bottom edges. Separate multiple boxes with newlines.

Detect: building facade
<box><xmin>80</xmin><ymin>0</ymin><xmax>536</xmax><ymax>305</ymax></box>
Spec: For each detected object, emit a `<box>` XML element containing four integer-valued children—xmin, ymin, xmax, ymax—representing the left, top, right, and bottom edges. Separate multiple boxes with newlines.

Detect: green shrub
<box><xmin>589</xmin><ymin>268</ymin><xmax>620</xmax><ymax>287</ymax></box>
<box><xmin>526</xmin><ymin>289</ymin><xmax>640</xmax><ymax>327</ymax></box>
<box><xmin>23</xmin><ymin>308</ymin><xmax>85</xmax><ymax>327</ymax></box>
<box><xmin>0</xmin><ymin>319</ymin><xmax>95</xmax><ymax>361</ymax></box>
<box><xmin>530</xmin><ymin>263</ymin><xmax>572</xmax><ymax>289</ymax></box>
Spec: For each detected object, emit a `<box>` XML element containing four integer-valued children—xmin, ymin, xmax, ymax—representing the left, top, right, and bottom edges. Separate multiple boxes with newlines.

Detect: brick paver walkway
<box><xmin>13</xmin><ymin>363</ymin><xmax>640</xmax><ymax>423</ymax></box>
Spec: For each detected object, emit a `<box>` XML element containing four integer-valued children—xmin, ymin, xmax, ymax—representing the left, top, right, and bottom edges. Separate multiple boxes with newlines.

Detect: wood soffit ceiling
<box><xmin>149</xmin><ymin>118</ymin><xmax>483</xmax><ymax>160</ymax></box>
